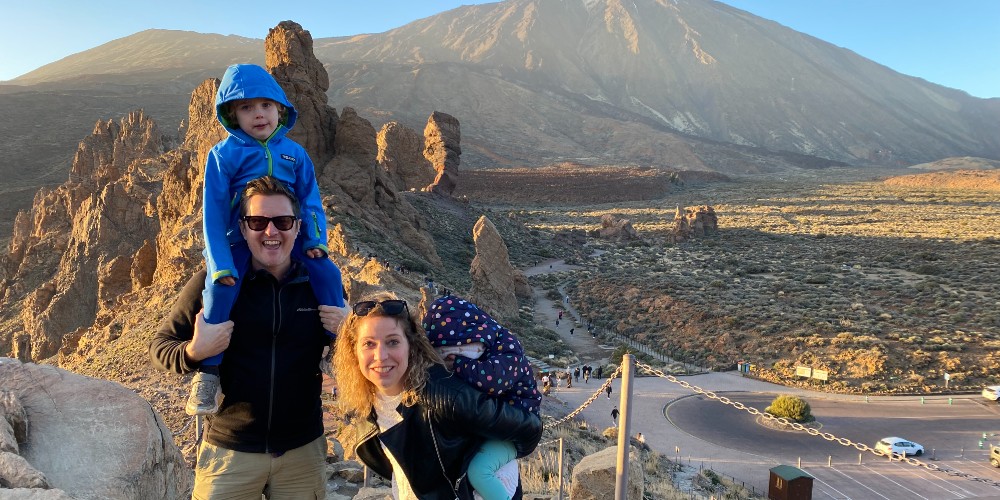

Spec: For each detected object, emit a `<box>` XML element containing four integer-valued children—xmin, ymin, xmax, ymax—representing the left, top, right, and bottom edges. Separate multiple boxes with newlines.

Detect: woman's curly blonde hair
<box><xmin>333</xmin><ymin>291</ymin><xmax>443</xmax><ymax>417</ymax></box>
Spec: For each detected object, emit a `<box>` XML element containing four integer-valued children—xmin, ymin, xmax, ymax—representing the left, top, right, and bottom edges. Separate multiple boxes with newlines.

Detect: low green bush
<box><xmin>765</xmin><ymin>395</ymin><xmax>814</xmax><ymax>423</ymax></box>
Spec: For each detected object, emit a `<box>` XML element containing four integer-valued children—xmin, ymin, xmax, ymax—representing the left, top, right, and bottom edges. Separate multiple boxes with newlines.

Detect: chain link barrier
<box><xmin>544</xmin><ymin>364</ymin><xmax>623</xmax><ymax>429</ymax></box>
<box><xmin>629</xmin><ymin>360</ymin><xmax>1000</xmax><ymax>489</ymax></box>
<box><xmin>539</xmin><ymin>358</ymin><xmax>1000</xmax><ymax>488</ymax></box>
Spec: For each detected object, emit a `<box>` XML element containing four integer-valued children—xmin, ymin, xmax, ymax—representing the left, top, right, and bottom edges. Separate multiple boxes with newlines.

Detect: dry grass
<box><xmin>471</xmin><ymin>167</ymin><xmax>1000</xmax><ymax>394</ymax></box>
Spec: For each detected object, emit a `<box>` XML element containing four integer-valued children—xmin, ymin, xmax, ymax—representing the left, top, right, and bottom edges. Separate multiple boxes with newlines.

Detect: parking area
<box><xmin>803</xmin><ymin>453</ymin><xmax>1000</xmax><ymax>499</ymax></box>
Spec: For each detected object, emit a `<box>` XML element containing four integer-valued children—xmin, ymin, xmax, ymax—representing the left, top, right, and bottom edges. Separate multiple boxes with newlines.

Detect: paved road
<box><xmin>527</xmin><ymin>258</ymin><xmax>1000</xmax><ymax>499</ymax></box>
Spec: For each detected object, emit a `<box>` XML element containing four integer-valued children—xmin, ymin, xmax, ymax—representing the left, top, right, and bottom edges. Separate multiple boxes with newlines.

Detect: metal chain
<box><xmin>633</xmin><ymin>361</ymin><xmax>1000</xmax><ymax>489</ymax></box>
<box><xmin>544</xmin><ymin>364</ymin><xmax>624</xmax><ymax>429</ymax></box>
<box><xmin>173</xmin><ymin>415</ymin><xmax>195</xmax><ymax>437</ymax></box>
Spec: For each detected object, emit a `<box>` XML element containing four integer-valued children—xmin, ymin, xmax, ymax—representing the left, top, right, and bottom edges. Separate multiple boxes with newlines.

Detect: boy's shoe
<box><xmin>186</xmin><ymin>372</ymin><xmax>222</xmax><ymax>416</ymax></box>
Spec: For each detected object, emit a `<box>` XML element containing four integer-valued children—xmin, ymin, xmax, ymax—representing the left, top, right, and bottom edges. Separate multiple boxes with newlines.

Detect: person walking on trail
<box><xmin>606</xmin><ymin>384</ymin><xmax>612</xmax><ymax>400</ymax></box>
<box><xmin>596</xmin><ymin>365</ymin><xmax>603</xmax><ymax>380</ymax></box>
<box><xmin>611</xmin><ymin>406</ymin><xmax>619</xmax><ymax>426</ymax></box>
<box><xmin>574</xmin><ymin>367</ymin><xmax>580</xmax><ymax>382</ymax></box>
<box><xmin>558</xmin><ymin>311</ymin><xmax>563</xmax><ymax>320</ymax></box>
<box><xmin>569</xmin><ymin>328</ymin><xmax>574</xmax><ymax>336</ymax></box>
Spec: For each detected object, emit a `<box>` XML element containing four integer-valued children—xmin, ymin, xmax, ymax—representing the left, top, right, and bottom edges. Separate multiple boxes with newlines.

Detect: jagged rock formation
<box><xmin>468</xmin><ymin>216</ymin><xmax>530</xmax><ymax>320</ymax></box>
<box><xmin>0</xmin><ymin>359</ymin><xmax>189</xmax><ymax>498</ymax></box>
<box><xmin>570</xmin><ymin>446</ymin><xmax>644</xmax><ymax>500</ymax></box>
<box><xmin>377</xmin><ymin>121</ymin><xmax>436</xmax><ymax>191</ymax></box>
<box><xmin>319</xmin><ymin>107</ymin><xmax>442</xmax><ymax>270</ymax></box>
<box><xmin>0</xmin><ymin>111</ymin><xmax>164</xmax><ymax>360</ymax></box>
<box><xmin>668</xmin><ymin>205</ymin><xmax>718</xmax><ymax>243</ymax></box>
<box><xmin>424</xmin><ymin>112</ymin><xmax>461</xmax><ymax>196</ymax></box>
<box><xmin>267</xmin><ymin>21</ymin><xmax>338</xmax><ymax>169</ymax></box>
<box><xmin>591</xmin><ymin>214</ymin><xmax>639</xmax><ymax>241</ymax></box>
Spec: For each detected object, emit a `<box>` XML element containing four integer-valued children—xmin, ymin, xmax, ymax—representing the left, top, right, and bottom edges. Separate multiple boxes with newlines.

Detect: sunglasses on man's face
<box><xmin>353</xmin><ymin>299</ymin><xmax>409</xmax><ymax>317</ymax></box>
<box><xmin>241</xmin><ymin>215</ymin><xmax>297</xmax><ymax>231</ymax></box>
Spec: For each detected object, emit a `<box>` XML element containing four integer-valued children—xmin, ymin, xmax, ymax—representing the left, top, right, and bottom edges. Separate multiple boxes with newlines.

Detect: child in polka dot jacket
<box><xmin>424</xmin><ymin>295</ymin><xmax>542</xmax><ymax>500</ymax></box>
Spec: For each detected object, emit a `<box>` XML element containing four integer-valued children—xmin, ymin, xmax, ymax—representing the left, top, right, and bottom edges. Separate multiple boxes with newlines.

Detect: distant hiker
<box><xmin>574</xmin><ymin>367</ymin><xmax>580</xmax><ymax>382</ymax></box>
<box><xmin>558</xmin><ymin>311</ymin><xmax>563</xmax><ymax>320</ymax></box>
<box><xmin>596</xmin><ymin>366</ymin><xmax>604</xmax><ymax>379</ymax></box>
<box><xmin>570</xmin><ymin>328</ymin><xmax>575</xmax><ymax>336</ymax></box>
<box><xmin>193</xmin><ymin>63</ymin><xmax>347</xmax><ymax>416</ymax></box>
<box><xmin>611</xmin><ymin>406</ymin><xmax>619</xmax><ymax>425</ymax></box>
<box><xmin>606</xmin><ymin>384</ymin><xmax>612</xmax><ymax>400</ymax></box>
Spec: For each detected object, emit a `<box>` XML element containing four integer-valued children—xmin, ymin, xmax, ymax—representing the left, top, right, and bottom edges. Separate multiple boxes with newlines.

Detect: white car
<box><xmin>875</xmin><ymin>437</ymin><xmax>924</xmax><ymax>457</ymax></box>
<box><xmin>983</xmin><ymin>386</ymin><xmax>1000</xmax><ymax>401</ymax></box>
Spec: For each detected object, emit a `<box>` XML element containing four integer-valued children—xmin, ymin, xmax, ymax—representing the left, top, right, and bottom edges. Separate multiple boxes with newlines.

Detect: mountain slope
<box><xmin>4</xmin><ymin>0</ymin><xmax>1000</xmax><ymax>182</ymax></box>
<box><xmin>314</xmin><ymin>0</ymin><xmax>1000</xmax><ymax>165</ymax></box>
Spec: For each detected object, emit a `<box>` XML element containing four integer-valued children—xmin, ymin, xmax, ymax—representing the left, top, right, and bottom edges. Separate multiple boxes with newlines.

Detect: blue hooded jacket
<box><xmin>203</xmin><ymin>64</ymin><xmax>328</xmax><ymax>282</ymax></box>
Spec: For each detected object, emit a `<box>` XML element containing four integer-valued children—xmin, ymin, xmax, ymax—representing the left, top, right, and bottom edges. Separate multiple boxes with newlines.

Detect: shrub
<box><xmin>764</xmin><ymin>395</ymin><xmax>814</xmax><ymax>423</ymax></box>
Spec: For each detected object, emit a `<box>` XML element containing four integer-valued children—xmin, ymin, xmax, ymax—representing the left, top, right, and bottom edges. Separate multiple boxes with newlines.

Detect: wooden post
<box><xmin>615</xmin><ymin>354</ymin><xmax>635</xmax><ymax>500</ymax></box>
<box><xmin>557</xmin><ymin>438</ymin><xmax>564</xmax><ymax>500</ymax></box>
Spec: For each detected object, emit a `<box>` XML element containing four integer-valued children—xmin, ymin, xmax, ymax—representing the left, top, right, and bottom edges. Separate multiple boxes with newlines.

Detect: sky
<box><xmin>2</xmin><ymin>1</ymin><xmax>998</xmax><ymax>98</ymax></box>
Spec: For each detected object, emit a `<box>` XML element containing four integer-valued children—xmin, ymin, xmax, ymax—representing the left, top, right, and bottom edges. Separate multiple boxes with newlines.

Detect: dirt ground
<box><xmin>524</xmin><ymin>259</ymin><xmax>611</xmax><ymax>366</ymax></box>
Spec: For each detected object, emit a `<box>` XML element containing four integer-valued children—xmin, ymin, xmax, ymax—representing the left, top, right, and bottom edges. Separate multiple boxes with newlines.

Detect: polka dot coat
<box><xmin>423</xmin><ymin>295</ymin><xmax>541</xmax><ymax>415</ymax></box>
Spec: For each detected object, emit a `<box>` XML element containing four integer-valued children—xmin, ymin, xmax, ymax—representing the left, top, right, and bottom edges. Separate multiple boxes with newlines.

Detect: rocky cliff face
<box><xmin>0</xmin><ymin>111</ymin><xmax>165</xmax><ymax>360</ymax></box>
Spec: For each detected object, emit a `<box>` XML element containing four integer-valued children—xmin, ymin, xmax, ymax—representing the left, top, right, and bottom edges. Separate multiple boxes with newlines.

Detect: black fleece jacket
<box><xmin>354</xmin><ymin>365</ymin><xmax>543</xmax><ymax>499</ymax></box>
<box><xmin>149</xmin><ymin>264</ymin><xmax>327</xmax><ymax>453</ymax></box>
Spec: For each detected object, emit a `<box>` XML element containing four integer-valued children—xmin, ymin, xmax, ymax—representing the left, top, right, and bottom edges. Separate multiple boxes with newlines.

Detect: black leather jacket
<box><xmin>149</xmin><ymin>265</ymin><xmax>328</xmax><ymax>454</ymax></box>
<box><xmin>354</xmin><ymin>365</ymin><xmax>543</xmax><ymax>499</ymax></box>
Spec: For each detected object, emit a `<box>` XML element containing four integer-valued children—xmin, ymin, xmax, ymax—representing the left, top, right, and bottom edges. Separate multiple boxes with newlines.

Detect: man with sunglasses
<box><xmin>150</xmin><ymin>176</ymin><xmax>344</xmax><ymax>498</ymax></box>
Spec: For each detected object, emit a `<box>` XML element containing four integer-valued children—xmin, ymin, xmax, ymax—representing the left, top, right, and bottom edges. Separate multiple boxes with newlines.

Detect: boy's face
<box><xmin>232</xmin><ymin>98</ymin><xmax>281</xmax><ymax>141</ymax></box>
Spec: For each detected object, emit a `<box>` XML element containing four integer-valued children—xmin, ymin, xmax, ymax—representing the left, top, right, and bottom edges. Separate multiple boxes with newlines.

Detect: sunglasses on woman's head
<box><xmin>353</xmin><ymin>299</ymin><xmax>409</xmax><ymax>317</ymax></box>
<box><xmin>242</xmin><ymin>215</ymin><xmax>297</xmax><ymax>231</ymax></box>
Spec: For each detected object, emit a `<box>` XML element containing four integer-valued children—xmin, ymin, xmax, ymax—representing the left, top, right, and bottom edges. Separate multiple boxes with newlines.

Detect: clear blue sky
<box><xmin>2</xmin><ymin>0</ymin><xmax>997</xmax><ymax>98</ymax></box>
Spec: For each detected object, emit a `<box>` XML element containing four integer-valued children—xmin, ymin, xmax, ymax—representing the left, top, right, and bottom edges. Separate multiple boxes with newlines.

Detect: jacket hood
<box><xmin>424</xmin><ymin>295</ymin><xmax>516</xmax><ymax>353</ymax></box>
<box><xmin>215</xmin><ymin>64</ymin><xmax>297</xmax><ymax>131</ymax></box>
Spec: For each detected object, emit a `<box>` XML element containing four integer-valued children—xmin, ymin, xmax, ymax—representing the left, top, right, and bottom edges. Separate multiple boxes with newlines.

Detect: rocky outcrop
<box><xmin>424</xmin><ymin>112</ymin><xmax>462</xmax><ymax>196</ymax></box>
<box><xmin>319</xmin><ymin>107</ymin><xmax>442</xmax><ymax>270</ymax></box>
<box><xmin>468</xmin><ymin>216</ymin><xmax>530</xmax><ymax>320</ymax></box>
<box><xmin>0</xmin><ymin>388</ymin><xmax>49</xmax><ymax>489</ymax></box>
<box><xmin>592</xmin><ymin>214</ymin><xmax>639</xmax><ymax>241</ymax></box>
<box><xmin>0</xmin><ymin>359</ymin><xmax>190</xmax><ymax>499</ymax></box>
<box><xmin>267</xmin><ymin>20</ymin><xmax>338</xmax><ymax>169</ymax></box>
<box><xmin>1</xmin><ymin>111</ymin><xmax>164</xmax><ymax>361</ymax></box>
<box><xmin>570</xmin><ymin>446</ymin><xmax>644</xmax><ymax>500</ymax></box>
<box><xmin>668</xmin><ymin>205</ymin><xmax>718</xmax><ymax>243</ymax></box>
<box><xmin>154</xmin><ymin>78</ymin><xmax>227</xmax><ymax>291</ymax></box>
<box><xmin>377</xmin><ymin>121</ymin><xmax>436</xmax><ymax>191</ymax></box>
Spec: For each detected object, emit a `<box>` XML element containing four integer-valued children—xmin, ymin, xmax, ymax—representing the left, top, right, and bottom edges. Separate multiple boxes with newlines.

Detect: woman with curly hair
<box><xmin>333</xmin><ymin>292</ymin><xmax>542</xmax><ymax>499</ymax></box>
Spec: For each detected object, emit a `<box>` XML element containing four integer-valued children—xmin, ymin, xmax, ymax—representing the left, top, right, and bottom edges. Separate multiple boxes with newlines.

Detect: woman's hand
<box><xmin>305</xmin><ymin>248</ymin><xmax>325</xmax><ymax>258</ymax></box>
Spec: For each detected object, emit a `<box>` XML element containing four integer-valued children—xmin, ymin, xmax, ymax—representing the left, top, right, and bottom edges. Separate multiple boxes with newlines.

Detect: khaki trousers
<box><xmin>192</xmin><ymin>436</ymin><xmax>327</xmax><ymax>499</ymax></box>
